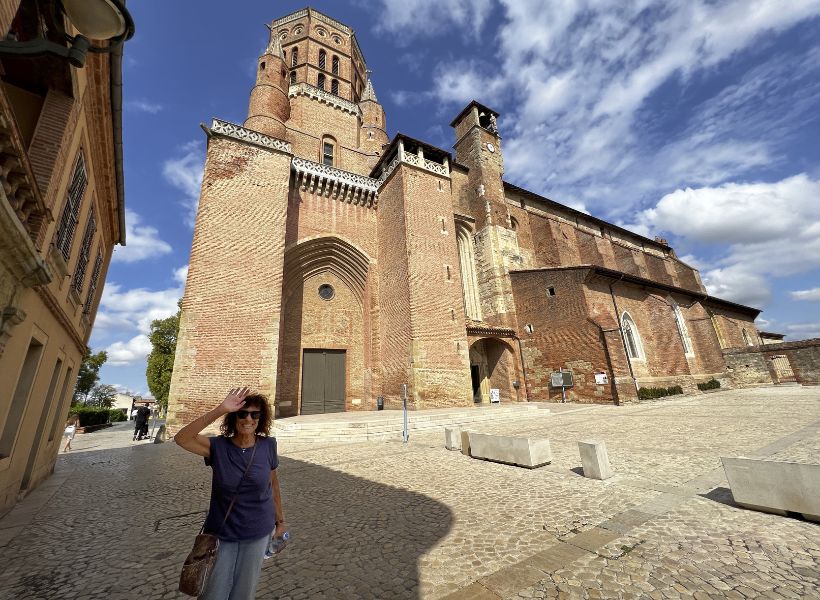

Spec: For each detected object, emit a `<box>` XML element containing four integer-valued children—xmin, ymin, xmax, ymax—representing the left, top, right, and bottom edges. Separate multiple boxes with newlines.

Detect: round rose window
<box><xmin>318</xmin><ymin>284</ymin><xmax>334</xmax><ymax>300</ymax></box>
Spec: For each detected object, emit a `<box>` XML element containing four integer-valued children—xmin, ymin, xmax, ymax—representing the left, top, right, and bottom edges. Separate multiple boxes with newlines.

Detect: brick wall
<box><xmin>167</xmin><ymin>136</ymin><xmax>291</xmax><ymax>433</ymax></box>
<box><xmin>724</xmin><ymin>338</ymin><xmax>820</xmax><ymax>386</ymax></box>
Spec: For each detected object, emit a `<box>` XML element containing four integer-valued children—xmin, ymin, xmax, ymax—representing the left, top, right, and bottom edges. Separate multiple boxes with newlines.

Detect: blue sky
<box><xmin>92</xmin><ymin>0</ymin><xmax>820</xmax><ymax>397</ymax></box>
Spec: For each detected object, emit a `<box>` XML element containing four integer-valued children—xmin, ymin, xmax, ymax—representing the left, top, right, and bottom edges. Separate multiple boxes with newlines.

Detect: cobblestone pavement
<box><xmin>0</xmin><ymin>387</ymin><xmax>818</xmax><ymax>599</ymax></box>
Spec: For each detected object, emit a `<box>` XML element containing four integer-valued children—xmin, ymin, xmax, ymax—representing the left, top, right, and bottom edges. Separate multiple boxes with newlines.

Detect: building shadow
<box><xmin>698</xmin><ymin>486</ymin><xmax>738</xmax><ymax>508</ymax></box>
<box><xmin>0</xmin><ymin>441</ymin><xmax>453</xmax><ymax>599</ymax></box>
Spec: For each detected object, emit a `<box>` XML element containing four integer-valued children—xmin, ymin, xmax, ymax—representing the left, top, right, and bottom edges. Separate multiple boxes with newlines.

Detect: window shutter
<box><xmin>84</xmin><ymin>249</ymin><xmax>104</xmax><ymax>314</ymax></box>
<box><xmin>55</xmin><ymin>152</ymin><xmax>88</xmax><ymax>261</ymax></box>
<box><xmin>72</xmin><ymin>208</ymin><xmax>96</xmax><ymax>294</ymax></box>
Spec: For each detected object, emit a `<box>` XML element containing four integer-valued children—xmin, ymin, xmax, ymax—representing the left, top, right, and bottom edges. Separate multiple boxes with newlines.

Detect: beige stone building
<box><xmin>0</xmin><ymin>0</ymin><xmax>131</xmax><ymax>516</ymax></box>
<box><xmin>167</xmin><ymin>8</ymin><xmax>764</xmax><ymax>430</ymax></box>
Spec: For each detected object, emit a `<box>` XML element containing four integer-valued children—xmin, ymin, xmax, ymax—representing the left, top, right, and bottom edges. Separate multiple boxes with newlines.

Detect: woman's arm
<box><xmin>271</xmin><ymin>469</ymin><xmax>286</xmax><ymax>536</ymax></box>
<box><xmin>174</xmin><ymin>387</ymin><xmax>250</xmax><ymax>457</ymax></box>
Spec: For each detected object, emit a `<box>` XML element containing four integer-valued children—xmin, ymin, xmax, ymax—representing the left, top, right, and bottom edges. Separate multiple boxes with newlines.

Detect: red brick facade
<box><xmin>167</xmin><ymin>8</ymin><xmax>765</xmax><ymax>430</ymax></box>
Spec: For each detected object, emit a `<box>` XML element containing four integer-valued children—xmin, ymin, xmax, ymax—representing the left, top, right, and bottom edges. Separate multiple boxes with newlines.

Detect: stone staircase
<box><xmin>272</xmin><ymin>403</ymin><xmax>549</xmax><ymax>442</ymax></box>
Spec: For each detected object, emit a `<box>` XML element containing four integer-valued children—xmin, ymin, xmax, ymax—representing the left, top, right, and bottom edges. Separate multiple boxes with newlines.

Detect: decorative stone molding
<box><xmin>377</xmin><ymin>149</ymin><xmax>450</xmax><ymax>186</ymax></box>
<box><xmin>210</xmin><ymin>119</ymin><xmax>292</xmax><ymax>154</ymax></box>
<box><xmin>288</xmin><ymin>83</ymin><xmax>361</xmax><ymax>117</ymax></box>
<box><xmin>271</xmin><ymin>9</ymin><xmax>309</xmax><ymax>29</ymax></box>
<box><xmin>0</xmin><ymin>305</ymin><xmax>26</xmax><ymax>357</ymax></box>
<box><xmin>292</xmin><ymin>157</ymin><xmax>378</xmax><ymax>208</ymax></box>
<box><xmin>0</xmin><ymin>185</ymin><xmax>52</xmax><ymax>287</ymax></box>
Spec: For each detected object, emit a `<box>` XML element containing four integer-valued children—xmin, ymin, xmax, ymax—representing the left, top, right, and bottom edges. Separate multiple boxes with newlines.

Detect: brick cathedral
<box><xmin>166</xmin><ymin>8</ymin><xmax>763</xmax><ymax>429</ymax></box>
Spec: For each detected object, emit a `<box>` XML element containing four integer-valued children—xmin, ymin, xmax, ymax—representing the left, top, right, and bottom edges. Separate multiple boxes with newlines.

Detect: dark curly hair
<box><xmin>219</xmin><ymin>393</ymin><xmax>272</xmax><ymax>437</ymax></box>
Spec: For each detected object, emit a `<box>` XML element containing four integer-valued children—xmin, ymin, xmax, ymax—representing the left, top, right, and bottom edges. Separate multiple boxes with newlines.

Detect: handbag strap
<box><xmin>204</xmin><ymin>438</ymin><xmax>259</xmax><ymax>536</ymax></box>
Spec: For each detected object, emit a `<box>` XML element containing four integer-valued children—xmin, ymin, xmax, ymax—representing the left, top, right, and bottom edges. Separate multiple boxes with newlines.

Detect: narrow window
<box><xmin>322</xmin><ymin>141</ymin><xmax>334</xmax><ymax>166</ymax></box>
<box><xmin>446</xmin><ymin>265</ymin><xmax>451</xmax><ymax>281</ymax></box>
<box><xmin>332</xmin><ymin>55</ymin><xmax>339</xmax><ymax>75</ymax></box>
<box><xmin>742</xmin><ymin>329</ymin><xmax>754</xmax><ymax>346</ymax></box>
<box><xmin>331</xmin><ymin>78</ymin><xmax>339</xmax><ymax>95</ymax></box>
<box><xmin>671</xmin><ymin>299</ymin><xmax>693</xmax><ymax>355</ymax></box>
<box><xmin>317</xmin><ymin>73</ymin><xmax>325</xmax><ymax>90</ymax></box>
<box><xmin>84</xmin><ymin>249</ymin><xmax>103</xmax><ymax>314</ymax></box>
<box><xmin>55</xmin><ymin>152</ymin><xmax>88</xmax><ymax>261</ymax></box>
<box><xmin>291</xmin><ymin>47</ymin><xmax>298</xmax><ymax>67</ymax></box>
<box><xmin>621</xmin><ymin>312</ymin><xmax>644</xmax><ymax>359</ymax></box>
<box><xmin>547</xmin><ymin>286</ymin><xmax>555</xmax><ymax>296</ymax></box>
<box><xmin>510</xmin><ymin>216</ymin><xmax>519</xmax><ymax>231</ymax></box>
<box><xmin>319</xmin><ymin>49</ymin><xmax>326</xmax><ymax>70</ymax></box>
<box><xmin>47</xmin><ymin>366</ymin><xmax>73</xmax><ymax>442</ymax></box>
<box><xmin>290</xmin><ymin>71</ymin><xmax>296</xmax><ymax>85</ymax></box>
<box><xmin>72</xmin><ymin>208</ymin><xmax>96</xmax><ymax>295</ymax></box>
<box><xmin>260</xmin><ymin>61</ymin><xmax>265</xmax><ymax>71</ymax></box>
<box><xmin>1</xmin><ymin>337</ymin><xmax>45</xmax><ymax>458</ymax></box>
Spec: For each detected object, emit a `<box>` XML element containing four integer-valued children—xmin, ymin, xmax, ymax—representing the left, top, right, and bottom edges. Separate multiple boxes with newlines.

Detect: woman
<box><xmin>62</xmin><ymin>414</ymin><xmax>79</xmax><ymax>452</ymax></box>
<box><xmin>175</xmin><ymin>388</ymin><xmax>286</xmax><ymax>600</ymax></box>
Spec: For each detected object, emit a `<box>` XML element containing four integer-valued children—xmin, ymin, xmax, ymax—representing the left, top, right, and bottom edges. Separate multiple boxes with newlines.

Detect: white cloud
<box><xmin>632</xmin><ymin>175</ymin><xmax>820</xmax><ymax>307</ymax></box>
<box><xmin>111</xmin><ymin>210</ymin><xmax>173</xmax><ymax>263</ymax></box>
<box><xmin>174</xmin><ymin>265</ymin><xmax>189</xmax><ymax>285</ymax></box>
<box><xmin>783</xmin><ymin>322</ymin><xmax>820</xmax><ymax>340</ymax></box>
<box><xmin>163</xmin><ymin>141</ymin><xmax>205</xmax><ymax>226</ymax></box>
<box><xmin>106</xmin><ymin>335</ymin><xmax>153</xmax><ymax>366</ymax></box>
<box><xmin>125</xmin><ymin>99</ymin><xmax>163</xmax><ymax>114</ymax></box>
<box><xmin>374</xmin><ymin>0</ymin><xmax>493</xmax><ymax>40</ymax></box>
<box><xmin>791</xmin><ymin>287</ymin><xmax>820</xmax><ymax>301</ymax></box>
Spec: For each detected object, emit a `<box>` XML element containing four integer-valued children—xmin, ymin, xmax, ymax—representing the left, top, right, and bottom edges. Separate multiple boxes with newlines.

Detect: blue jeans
<box><xmin>199</xmin><ymin>534</ymin><xmax>268</xmax><ymax>600</ymax></box>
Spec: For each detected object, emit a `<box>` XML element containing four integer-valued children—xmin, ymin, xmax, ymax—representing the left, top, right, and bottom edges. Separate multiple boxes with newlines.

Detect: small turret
<box><xmin>244</xmin><ymin>27</ymin><xmax>291</xmax><ymax>139</ymax></box>
<box><xmin>359</xmin><ymin>71</ymin><xmax>389</xmax><ymax>156</ymax></box>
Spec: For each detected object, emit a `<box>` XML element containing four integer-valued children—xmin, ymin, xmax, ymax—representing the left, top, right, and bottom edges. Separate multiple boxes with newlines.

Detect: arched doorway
<box><xmin>468</xmin><ymin>337</ymin><xmax>517</xmax><ymax>404</ymax></box>
<box><xmin>277</xmin><ymin>236</ymin><xmax>371</xmax><ymax>416</ymax></box>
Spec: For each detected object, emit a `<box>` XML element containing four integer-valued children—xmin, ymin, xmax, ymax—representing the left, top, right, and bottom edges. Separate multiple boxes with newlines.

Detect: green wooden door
<box><xmin>300</xmin><ymin>349</ymin><xmax>346</xmax><ymax>415</ymax></box>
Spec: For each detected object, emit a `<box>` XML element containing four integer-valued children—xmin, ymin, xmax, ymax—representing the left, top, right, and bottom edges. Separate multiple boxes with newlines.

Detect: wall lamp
<box><xmin>0</xmin><ymin>0</ymin><xmax>135</xmax><ymax>68</ymax></box>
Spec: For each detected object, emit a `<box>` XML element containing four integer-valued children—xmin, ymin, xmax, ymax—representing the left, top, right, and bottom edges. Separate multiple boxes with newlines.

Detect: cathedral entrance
<box><xmin>469</xmin><ymin>338</ymin><xmax>517</xmax><ymax>403</ymax></box>
<box><xmin>301</xmin><ymin>349</ymin><xmax>346</xmax><ymax>415</ymax></box>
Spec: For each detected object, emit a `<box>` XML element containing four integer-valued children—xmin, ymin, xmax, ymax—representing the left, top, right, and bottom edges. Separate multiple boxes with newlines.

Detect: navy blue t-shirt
<box><xmin>203</xmin><ymin>435</ymin><xmax>279</xmax><ymax>542</ymax></box>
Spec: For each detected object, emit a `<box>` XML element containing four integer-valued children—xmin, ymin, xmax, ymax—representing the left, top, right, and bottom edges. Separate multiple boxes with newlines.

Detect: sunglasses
<box><xmin>236</xmin><ymin>410</ymin><xmax>261</xmax><ymax>420</ymax></box>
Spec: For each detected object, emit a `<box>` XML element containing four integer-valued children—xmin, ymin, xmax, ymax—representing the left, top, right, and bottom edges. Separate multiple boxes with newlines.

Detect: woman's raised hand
<box><xmin>220</xmin><ymin>387</ymin><xmax>250</xmax><ymax>413</ymax></box>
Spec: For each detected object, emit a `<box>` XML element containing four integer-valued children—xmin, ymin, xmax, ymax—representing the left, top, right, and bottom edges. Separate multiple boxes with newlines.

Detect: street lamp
<box><xmin>0</xmin><ymin>0</ymin><xmax>134</xmax><ymax>68</ymax></box>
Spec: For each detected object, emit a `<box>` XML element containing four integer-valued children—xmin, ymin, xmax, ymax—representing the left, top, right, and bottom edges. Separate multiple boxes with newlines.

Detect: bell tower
<box><xmin>359</xmin><ymin>71</ymin><xmax>389</xmax><ymax>157</ymax></box>
<box><xmin>244</xmin><ymin>27</ymin><xmax>291</xmax><ymax>138</ymax></box>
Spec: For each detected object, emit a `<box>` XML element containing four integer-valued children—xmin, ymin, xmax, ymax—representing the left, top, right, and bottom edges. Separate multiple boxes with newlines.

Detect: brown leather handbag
<box><xmin>179</xmin><ymin>442</ymin><xmax>258</xmax><ymax>597</ymax></box>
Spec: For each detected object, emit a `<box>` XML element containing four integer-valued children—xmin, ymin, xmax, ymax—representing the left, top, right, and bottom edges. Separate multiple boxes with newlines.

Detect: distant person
<box><xmin>62</xmin><ymin>414</ymin><xmax>80</xmax><ymax>452</ymax></box>
<box><xmin>134</xmin><ymin>404</ymin><xmax>151</xmax><ymax>441</ymax></box>
<box><xmin>175</xmin><ymin>388</ymin><xmax>285</xmax><ymax>600</ymax></box>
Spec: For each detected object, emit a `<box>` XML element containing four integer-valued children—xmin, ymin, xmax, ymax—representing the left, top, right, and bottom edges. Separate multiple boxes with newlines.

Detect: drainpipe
<box><xmin>608</xmin><ymin>275</ymin><xmax>639</xmax><ymax>396</ymax></box>
<box><xmin>514</xmin><ymin>335</ymin><xmax>531</xmax><ymax>402</ymax></box>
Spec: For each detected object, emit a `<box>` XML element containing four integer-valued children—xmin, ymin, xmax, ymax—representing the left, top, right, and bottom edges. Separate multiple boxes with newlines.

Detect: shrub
<box><xmin>109</xmin><ymin>409</ymin><xmax>127</xmax><ymax>422</ymax></box>
<box><xmin>638</xmin><ymin>385</ymin><xmax>684</xmax><ymax>400</ymax></box>
<box><xmin>697</xmin><ymin>378</ymin><xmax>721</xmax><ymax>391</ymax></box>
<box><xmin>73</xmin><ymin>406</ymin><xmax>110</xmax><ymax>427</ymax></box>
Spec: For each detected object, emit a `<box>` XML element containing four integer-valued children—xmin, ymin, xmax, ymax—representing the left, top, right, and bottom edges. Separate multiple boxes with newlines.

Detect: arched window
<box><xmin>670</xmin><ymin>298</ymin><xmax>694</xmax><ymax>355</ymax></box>
<box><xmin>332</xmin><ymin>55</ymin><xmax>339</xmax><ymax>75</ymax></box>
<box><xmin>621</xmin><ymin>312</ymin><xmax>645</xmax><ymax>360</ymax></box>
<box><xmin>317</xmin><ymin>73</ymin><xmax>325</xmax><ymax>90</ymax></box>
<box><xmin>331</xmin><ymin>78</ymin><xmax>339</xmax><ymax>95</ymax></box>
<box><xmin>290</xmin><ymin>71</ymin><xmax>296</xmax><ymax>85</ymax></box>
<box><xmin>291</xmin><ymin>47</ymin><xmax>298</xmax><ymax>67</ymax></box>
<box><xmin>322</xmin><ymin>136</ymin><xmax>336</xmax><ymax>166</ymax></box>
<box><xmin>742</xmin><ymin>329</ymin><xmax>754</xmax><ymax>346</ymax></box>
<box><xmin>318</xmin><ymin>49</ymin><xmax>326</xmax><ymax>70</ymax></box>
<box><xmin>456</xmin><ymin>223</ymin><xmax>482</xmax><ymax>321</ymax></box>
<box><xmin>510</xmin><ymin>216</ymin><xmax>519</xmax><ymax>231</ymax></box>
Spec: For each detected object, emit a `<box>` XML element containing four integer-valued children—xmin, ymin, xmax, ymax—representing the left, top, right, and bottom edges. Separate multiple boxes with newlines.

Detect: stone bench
<box><xmin>721</xmin><ymin>457</ymin><xmax>820</xmax><ymax>522</ymax></box>
<box><xmin>467</xmin><ymin>432</ymin><xmax>552</xmax><ymax>469</ymax></box>
<box><xmin>578</xmin><ymin>439</ymin><xmax>613</xmax><ymax>480</ymax></box>
<box><xmin>444</xmin><ymin>427</ymin><xmax>461</xmax><ymax>451</ymax></box>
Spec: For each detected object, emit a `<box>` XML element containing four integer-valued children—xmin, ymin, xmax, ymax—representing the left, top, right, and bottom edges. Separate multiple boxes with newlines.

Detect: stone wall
<box><xmin>724</xmin><ymin>338</ymin><xmax>820</xmax><ymax>387</ymax></box>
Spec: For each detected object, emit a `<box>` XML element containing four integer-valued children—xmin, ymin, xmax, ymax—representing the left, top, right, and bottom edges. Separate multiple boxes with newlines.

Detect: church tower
<box><xmin>244</xmin><ymin>30</ymin><xmax>291</xmax><ymax>138</ymax></box>
<box><xmin>358</xmin><ymin>72</ymin><xmax>389</xmax><ymax>158</ymax></box>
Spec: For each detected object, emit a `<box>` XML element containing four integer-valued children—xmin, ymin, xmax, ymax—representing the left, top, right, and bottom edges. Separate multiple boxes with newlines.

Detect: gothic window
<box><xmin>72</xmin><ymin>207</ymin><xmax>96</xmax><ymax>295</ymax></box>
<box><xmin>510</xmin><ymin>216</ymin><xmax>519</xmax><ymax>231</ymax></box>
<box><xmin>621</xmin><ymin>312</ymin><xmax>645</xmax><ymax>360</ymax></box>
<box><xmin>332</xmin><ymin>55</ymin><xmax>339</xmax><ymax>75</ymax></box>
<box><xmin>55</xmin><ymin>151</ymin><xmax>88</xmax><ymax>262</ymax></box>
<box><xmin>322</xmin><ymin>140</ymin><xmax>334</xmax><ymax>166</ymax></box>
<box><xmin>317</xmin><ymin>73</ymin><xmax>325</xmax><ymax>90</ymax></box>
<box><xmin>742</xmin><ymin>329</ymin><xmax>754</xmax><ymax>346</ymax></box>
<box><xmin>291</xmin><ymin>47</ymin><xmax>298</xmax><ymax>67</ymax></box>
<box><xmin>331</xmin><ymin>78</ymin><xmax>339</xmax><ymax>95</ymax></box>
<box><xmin>290</xmin><ymin>71</ymin><xmax>296</xmax><ymax>85</ymax></box>
<box><xmin>319</xmin><ymin>49</ymin><xmax>326</xmax><ymax>70</ymax></box>
<box><xmin>456</xmin><ymin>223</ymin><xmax>482</xmax><ymax>321</ymax></box>
<box><xmin>84</xmin><ymin>249</ymin><xmax>103</xmax><ymax>314</ymax></box>
<box><xmin>670</xmin><ymin>298</ymin><xmax>694</xmax><ymax>355</ymax></box>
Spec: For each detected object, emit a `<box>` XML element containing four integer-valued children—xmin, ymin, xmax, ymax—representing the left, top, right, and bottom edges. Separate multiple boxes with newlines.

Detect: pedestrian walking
<box><xmin>134</xmin><ymin>403</ymin><xmax>151</xmax><ymax>440</ymax></box>
<box><xmin>175</xmin><ymin>388</ymin><xmax>285</xmax><ymax>600</ymax></box>
<box><xmin>62</xmin><ymin>413</ymin><xmax>79</xmax><ymax>452</ymax></box>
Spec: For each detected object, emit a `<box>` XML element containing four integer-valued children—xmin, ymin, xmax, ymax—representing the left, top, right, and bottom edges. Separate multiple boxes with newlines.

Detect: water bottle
<box><xmin>264</xmin><ymin>531</ymin><xmax>290</xmax><ymax>559</ymax></box>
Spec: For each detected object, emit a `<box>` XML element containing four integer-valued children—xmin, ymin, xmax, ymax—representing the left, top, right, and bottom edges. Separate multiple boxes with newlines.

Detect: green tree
<box><xmin>146</xmin><ymin>303</ymin><xmax>181</xmax><ymax>413</ymax></box>
<box><xmin>88</xmin><ymin>383</ymin><xmax>117</xmax><ymax>408</ymax></box>
<box><xmin>74</xmin><ymin>350</ymin><xmax>107</xmax><ymax>403</ymax></box>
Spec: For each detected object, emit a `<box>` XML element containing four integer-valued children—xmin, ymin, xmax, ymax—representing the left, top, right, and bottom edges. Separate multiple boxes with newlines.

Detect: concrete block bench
<box><xmin>721</xmin><ymin>457</ymin><xmax>820</xmax><ymax>522</ymax></box>
<box><xmin>467</xmin><ymin>432</ymin><xmax>552</xmax><ymax>468</ymax></box>
<box><xmin>578</xmin><ymin>439</ymin><xmax>613</xmax><ymax>480</ymax></box>
<box><xmin>444</xmin><ymin>427</ymin><xmax>461</xmax><ymax>451</ymax></box>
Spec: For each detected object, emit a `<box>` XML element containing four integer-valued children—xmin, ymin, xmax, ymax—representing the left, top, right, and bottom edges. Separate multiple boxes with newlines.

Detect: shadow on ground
<box><xmin>0</xmin><ymin>440</ymin><xmax>453</xmax><ymax>600</ymax></box>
